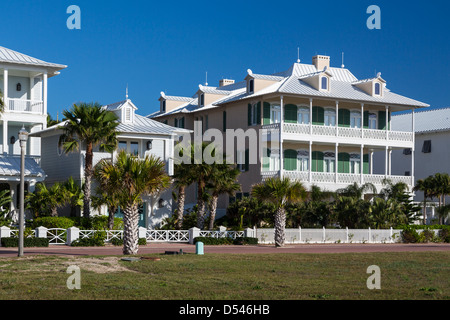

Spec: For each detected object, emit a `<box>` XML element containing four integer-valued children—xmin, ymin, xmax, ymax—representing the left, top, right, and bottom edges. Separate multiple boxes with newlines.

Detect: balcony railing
<box><xmin>263</xmin><ymin>123</ymin><xmax>414</xmax><ymax>144</ymax></box>
<box><xmin>262</xmin><ymin>170</ymin><xmax>413</xmax><ymax>187</ymax></box>
<box><xmin>7</xmin><ymin>98</ymin><xmax>43</xmax><ymax>114</ymax></box>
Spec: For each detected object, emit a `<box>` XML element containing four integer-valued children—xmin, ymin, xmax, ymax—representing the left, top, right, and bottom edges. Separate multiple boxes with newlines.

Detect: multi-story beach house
<box><xmin>0</xmin><ymin>46</ymin><xmax>66</xmax><ymax>219</ymax></box>
<box><xmin>150</xmin><ymin>54</ymin><xmax>429</xmax><ymax>219</ymax></box>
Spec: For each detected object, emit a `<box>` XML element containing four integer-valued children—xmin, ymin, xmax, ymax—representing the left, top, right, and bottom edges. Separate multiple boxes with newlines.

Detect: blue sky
<box><xmin>2</xmin><ymin>0</ymin><xmax>449</xmax><ymax>118</ymax></box>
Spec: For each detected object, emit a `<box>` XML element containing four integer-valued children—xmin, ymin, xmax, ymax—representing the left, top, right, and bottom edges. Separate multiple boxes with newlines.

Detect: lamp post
<box><xmin>18</xmin><ymin>126</ymin><xmax>28</xmax><ymax>257</ymax></box>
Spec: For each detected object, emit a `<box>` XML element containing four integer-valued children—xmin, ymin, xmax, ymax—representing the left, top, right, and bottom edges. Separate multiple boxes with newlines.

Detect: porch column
<box><xmin>308</xmin><ymin>141</ymin><xmax>312</xmax><ymax>183</ymax></box>
<box><xmin>2</xmin><ymin>120</ymin><xmax>7</xmax><ymax>154</ymax></box>
<box><xmin>43</xmin><ymin>72</ymin><xmax>48</xmax><ymax>118</ymax></box>
<box><xmin>411</xmin><ymin>108</ymin><xmax>415</xmax><ymax>186</ymax></box>
<box><xmin>280</xmin><ymin>95</ymin><xmax>284</xmax><ymax>179</ymax></box>
<box><xmin>360</xmin><ymin>145</ymin><xmax>364</xmax><ymax>184</ymax></box>
<box><xmin>3</xmin><ymin>69</ymin><xmax>8</xmax><ymax>110</ymax></box>
<box><xmin>335</xmin><ymin>101</ymin><xmax>339</xmax><ymax>137</ymax></box>
<box><xmin>385</xmin><ymin>105</ymin><xmax>389</xmax><ymax>140</ymax></box>
<box><xmin>309</xmin><ymin>98</ymin><xmax>313</xmax><ymax>135</ymax></box>
<box><xmin>370</xmin><ymin>149</ymin><xmax>374</xmax><ymax>175</ymax></box>
<box><xmin>335</xmin><ymin>143</ymin><xmax>338</xmax><ymax>183</ymax></box>
<box><xmin>361</xmin><ymin>103</ymin><xmax>364</xmax><ymax>138</ymax></box>
<box><xmin>385</xmin><ymin>146</ymin><xmax>388</xmax><ymax>178</ymax></box>
<box><xmin>388</xmin><ymin>148</ymin><xmax>392</xmax><ymax>176</ymax></box>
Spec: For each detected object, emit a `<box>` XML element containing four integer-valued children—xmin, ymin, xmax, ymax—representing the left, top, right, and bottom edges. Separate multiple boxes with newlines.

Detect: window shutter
<box><xmin>174</xmin><ymin>118</ymin><xmax>178</xmax><ymax>128</ymax></box>
<box><xmin>422</xmin><ymin>140</ymin><xmax>432</xmax><ymax>153</ymax></box>
<box><xmin>363</xmin><ymin>111</ymin><xmax>369</xmax><ymax>129</ymax></box>
<box><xmin>263</xmin><ymin>102</ymin><xmax>271</xmax><ymax>125</ymax></box>
<box><xmin>338</xmin><ymin>153</ymin><xmax>350</xmax><ymax>174</ymax></box>
<box><xmin>312</xmin><ymin>151</ymin><xmax>324</xmax><ymax>172</ymax></box>
<box><xmin>378</xmin><ymin>111</ymin><xmax>386</xmax><ymax>130</ymax></box>
<box><xmin>248</xmin><ymin>104</ymin><xmax>252</xmax><ymax>126</ymax></box>
<box><xmin>223</xmin><ymin>111</ymin><xmax>227</xmax><ymax>131</ymax></box>
<box><xmin>312</xmin><ymin>106</ymin><xmax>324</xmax><ymax>125</ymax></box>
<box><xmin>363</xmin><ymin>154</ymin><xmax>369</xmax><ymax>174</ymax></box>
<box><xmin>181</xmin><ymin>117</ymin><xmax>185</xmax><ymax>129</ymax></box>
<box><xmin>284</xmin><ymin>149</ymin><xmax>297</xmax><ymax>171</ymax></box>
<box><xmin>338</xmin><ymin>109</ymin><xmax>350</xmax><ymax>127</ymax></box>
<box><xmin>245</xmin><ymin>149</ymin><xmax>249</xmax><ymax>171</ymax></box>
<box><xmin>257</xmin><ymin>102</ymin><xmax>262</xmax><ymax>125</ymax></box>
<box><xmin>284</xmin><ymin>104</ymin><xmax>297</xmax><ymax>123</ymax></box>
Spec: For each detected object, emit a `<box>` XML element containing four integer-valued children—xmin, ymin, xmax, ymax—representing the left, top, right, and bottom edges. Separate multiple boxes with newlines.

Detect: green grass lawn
<box><xmin>0</xmin><ymin>252</ymin><xmax>448</xmax><ymax>300</ymax></box>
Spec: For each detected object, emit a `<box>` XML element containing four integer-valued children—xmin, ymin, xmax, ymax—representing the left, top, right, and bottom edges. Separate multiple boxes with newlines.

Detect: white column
<box><xmin>309</xmin><ymin>141</ymin><xmax>312</xmax><ymax>183</ymax></box>
<box><xmin>3</xmin><ymin>69</ymin><xmax>8</xmax><ymax>110</ymax></box>
<box><xmin>385</xmin><ymin>105</ymin><xmax>389</xmax><ymax>140</ymax></box>
<box><xmin>385</xmin><ymin>146</ymin><xmax>388</xmax><ymax>178</ymax></box>
<box><xmin>335</xmin><ymin>143</ymin><xmax>338</xmax><ymax>183</ymax></box>
<box><xmin>411</xmin><ymin>108</ymin><xmax>415</xmax><ymax>186</ymax></box>
<box><xmin>43</xmin><ymin>72</ymin><xmax>48</xmax><ymax>117</ymax></box>
<box><xmin>370</xmin><ymin>150</ymin><xmax>374</xmax><ymax>175</ymax></box>
<box><xmin>309</xmin><ymin>98</ymin><xmax>313</xmax><ymax>135</ymax></box>
<box><xmin>361</xmin><ymin>103</ymin><xmax>364</xmax><ymax>138</ymax></box>
<box><xmin>335</xmin><ymin>101</ymin><xmax>339</xmax><ymax>137</ymax></box>
<box><xmin>2</xmin><ymin>120</ymin><xmax>7</xmax><ymax>155</ymax></box>
<box><xmin>280</xmin><ymin>95</ymin><xmax>284</xmax><ymax>179</ymax></box>
<box><xmin>388</xmin><ymin>148</ymin><xmax>392</xmax><ymax>176</ymax></box>
<box><xmin>29</xmin><ymin>76</ymin><xmax>34</xmax><ymax>100</ymax></box>
<box><xmin>360</xmin><ymin>145</ymin><xmax>364</xmax><ymax>184</ymax></box>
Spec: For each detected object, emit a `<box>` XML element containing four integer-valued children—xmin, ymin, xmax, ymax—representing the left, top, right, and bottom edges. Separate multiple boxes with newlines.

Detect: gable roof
<box><xmin>391</xmin><ymin>107</ymin><xmax>450</xmax><ymax>133</ymax></box>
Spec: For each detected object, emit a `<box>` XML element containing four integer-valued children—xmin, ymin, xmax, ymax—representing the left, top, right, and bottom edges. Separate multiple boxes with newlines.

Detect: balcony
<box><xmin>262</xmin><ymin>170</ymin><xmax>413</xmax><ymax>190</ymax></box>
<box><xmin>6</xmin><ymin>98</ymin><xmax>43</xmax><ymax>114</ymax></box>
<box><xmin>263</xmin><ymin>123</ymin><xmax>414</xmax><ymax>147</ymax></box>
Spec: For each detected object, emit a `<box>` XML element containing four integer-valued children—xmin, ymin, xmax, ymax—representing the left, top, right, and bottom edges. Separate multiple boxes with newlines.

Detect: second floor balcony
<box><xmin>6</xmin><ymin>98</ymin><xmax>44</xmax><ymax>114</ymax></box>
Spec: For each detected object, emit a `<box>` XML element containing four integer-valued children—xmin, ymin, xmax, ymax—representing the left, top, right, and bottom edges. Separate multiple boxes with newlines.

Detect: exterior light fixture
<box><xmin>146</xmin><ymin>140</ymin><xmax>153</xmax><ymax>150</ymax></box>
<box><xmin>10</xmin><ymin>136</ymin><xmax>16</xmax><ymax>144</ymax></box>
<box><xmin>16</xmin><ymin>83</ymin><xmax>22</xmax><ymax>91</ymax></box>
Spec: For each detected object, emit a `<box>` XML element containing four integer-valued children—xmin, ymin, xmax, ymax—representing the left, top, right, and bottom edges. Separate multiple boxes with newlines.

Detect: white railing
<box><xmin>47</xmin><ymin>228</ymin><xmax>67</xmax><ymax>245</ymax></box>
<box><xmin>312</xmin><ymin>125</ymin><xmax>336</xmax><ymax>137</ymax></box>
<box><xmin>198</xmin><ymin>230</ymin><xmax>245</xmax><ymax>239</ymax></box>
<box><xmin>284</xmin><ymin>171</ymin><xmax>309</xmax><ymax>181</ymax></box>
<box><xmin>261</xmin><ymin>170</ymin><xmax>279</xmax><ymax>180</ymax></box>
<box><xmin>254</xmin><ymin>227</ymin><xmax>402</xmax><ymax>244</ymax></box>
<box><xmin>7</xmin><ymin>98</ymin><xmax>43</xmax><ymax>114</ymax></box>
<box><xmin>363</xmin><ymin>174</ymin><xmax>386</xmax><ymax>185</ymax></box>
<box><xmin>364</xmin><ymin>128</ymin><xmax>386</xmax><ymax>140</ymax></box>
<box><xmin>283</xmin><ymin>123</ymin><xmax>309</xmax><ymax>135</ymax></box>
<box><xmin>338</xmin><ymin>173</ymin><xmax>361</xmax><ymax>185</ymax></box>
<box><xmin>146</xmin><ymin>230</ymin><xmax>189</xmax><ymax>242</ymax></box>
<box><xmin>388</xmin><ymin>130</ymin><xmax>414</xmax><ymax>142</ymax></box>
<box><xmin>311</xmin><ymin>172</ymin><xmax>335</xmax><ymax>183</ymax></box>
<box><xmin>338</xmin><ymin>127</ymin><xmax>362</xmax><ymax>139</ymax></box>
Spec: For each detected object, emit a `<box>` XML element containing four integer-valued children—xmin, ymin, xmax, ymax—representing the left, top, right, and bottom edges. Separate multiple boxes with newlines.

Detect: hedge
<box><xmin>401</xmin><ymin>226</ymin><xmax>450</xmax><ymax>243</ymax></box>
<box><xmin>1</xmin><ymin>237</ymin><xmax>49</xmax><ymax>247</ymax></box>
<box><xmin>193</xmin><ymin>237</ymin><xmax>258</xmax><ymax>245</ymax></box>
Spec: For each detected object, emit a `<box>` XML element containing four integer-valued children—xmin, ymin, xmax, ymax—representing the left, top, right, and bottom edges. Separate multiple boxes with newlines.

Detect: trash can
<box><xmin>196</xmin><ymin>241</ymin><xmax>204</xmax><ymax>255</ymax></box>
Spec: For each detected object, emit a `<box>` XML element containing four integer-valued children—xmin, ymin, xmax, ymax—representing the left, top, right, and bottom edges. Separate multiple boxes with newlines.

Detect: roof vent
<box><xmin>312</xmin><ymin>55</ymin><xmax>330</xmax><ymax>71</ymax></box>
<box><xmin>219</xmin><ymin>79</ymin><xmax>235</xmax><ymax>87</ymax></box>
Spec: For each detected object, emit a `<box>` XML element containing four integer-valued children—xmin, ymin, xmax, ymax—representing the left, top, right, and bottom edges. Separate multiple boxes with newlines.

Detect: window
<box><xmin>199</xmin><ymin>93</ymin><xmax>204</xmax><ymax>107</ymax></box>
<box><xmin>297</xmin><ymin>107</ymin><xmax>310</xmax><ymax>124</ymax></box>
<box><xmin>321</xmin><ymin>77</ymin><xmax>328</xmax><ymax>90</ymax></box>
<box><xmin>118</xmin><ymin>141</ymin><xmax>127</xmax><ymax>151</ymax></box>
<box><xmin>350</xmin><ymin>153</ymin><xmax>361</xmax><ymax>174</ymax></box>
<box><xmin>161</xmin><ymin>100</ymin><xmax>166</xmax><ymax>113</ymax></box>
<box><xmin>374</xmin><ymin>82</ymin><xmax>381</xmax><ymax>95</ymax></box>
<box><xmin>248</xmin><ymin>79</ymin><xmax>254</xmax><ymax>93</ymax></box>
<box><xmin>130</xmin><ymin>142</ymin><xmax>139</xmax><ymax>157</ymax></box>
<box><xmin>251</xmin><ymin>104</ymin><xmax>258</xmax><ymax>125</ymax></box>
<box><xmin>125</xmin><ymin>107</ymin><xmax>132</xmax><ymax>122</ymax></box>
<box><xmin>422</xmin><ymin>140</ymin><xmax>432</xmax><ymax>153</ymax></box>
<box><xmin>270</xmin><ymin>149</ymin><xmax>280</xmax><ymax>171</ymax></box>
<box><xmin>297</xmin><ymin>150</ymin><xmax>309</xmax><ymax>171</ymax></box>
<box><xmin>350</xmin><ymin>111</ymin><xmax>362</xmax><ymax>128</ymax></box>
<box><xmin>324</xmin><ymin>151</ymin><xmax>335</xmax><ymax>173</ymax></box>
<box><xmin>403</xmin><ymin>148</ymin><xmax>412</xmax><ymax>155</ymax></box>
<box><xmin>324</xmin><ymin>108</ymin><xmax>336</xmax><ymax>126</ymax></box>
<box><xmin>368</xmin><ymin>113</ymin><xmax>377</xmax><ymax>129</ymax></box>
<box><xmin>405</xmin><ymin>171</ymin><xmax>411</xmax><ymax>176</ymax></box>
<box><xmin>270</xmin><ymin>104</ymin><xmax>281</xmax><ymax>124</ymax></box>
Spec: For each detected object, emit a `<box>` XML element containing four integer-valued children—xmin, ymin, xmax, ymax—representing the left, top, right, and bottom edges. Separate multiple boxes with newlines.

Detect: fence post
<box><xmin>244</xmin><ymin>228</ymin><xmax>254</xmax><ymax>238</ymax></box>
<box><xmin>390</xmin><ymin>227</ymin><xmax>393</xmax><ymax>243</ymax></box>
<box><xmin>138</xmin><ymin>227</ymin><xmax>147</xmax><ymax>240</ymax></box>
<box><xmin>66</xmin><ymin>227</ymin><xmax>80</xmax><ymax>245</ymax></box>
<box><xmin>0</xmin><ymin>226</ymin><xmax>11</xmax><ymax>246</ymax></box>
<box><xmin>323</xmin><ymin>227</ymin><xmax>326</xmax><ymax>243</ymax></box>
<box><xmin>368</xmin><ymin>227</ymin><xmax>371</xmax><ymax>243</ymax></box>
<box><xmin>299</xmin><ymin>226</ymin><xmax>302</xmax><ymax>243</ymax></box>
<box><xmin>218</xmin><ymin>226</ymin><xmax>227</xmax><ymax>237</ymax></box>
<box><xmin>189</xmin><ymin>227</ymin><xmax>200</xmax><ymax>245</ymax></box>
<box><xmin>35</xmin><ymin>226</ymin><xmax>48</xmax><ymax>239</ymax></box>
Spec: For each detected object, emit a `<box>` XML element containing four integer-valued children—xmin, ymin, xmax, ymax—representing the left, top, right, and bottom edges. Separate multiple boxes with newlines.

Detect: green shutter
<box><xmin>181</xmin><ymin>117</ymin><xmax>185</xmax><ymax>129</ymax></box>
<box><xmin>338</xmin><ymin>109</ymin><xmax>350</xmax><ymax>127</ymax></box>
<box><xmin>223</xmin><ymin>111</ymin><xmax>227</xmax><ymax>131</ymax></box>
<box><xmin>284</xmin><ymin>149</ymin><xmax>297</xmax><ymax>171</ymax></box>
<box><xmin>257</xmin><ymin>102</ymin><xmax>262</xmax><ymax>125</ymax></box>
<box><xmin>262</xmin><ymin>148</ymin><xmax>271</xmax><ymax>170</ymax></box>
<box><xmin>174</xmin><ymin>118</ymin><xmax>178</xmax><ymax>127</ymax></box>
<box><xmin>245</xmin><ymin>149</ymin><xmax>249</xmax><ymax>172</ymax></box>
<box><xmin>388</xmin><ymin>111</ymin><xmax>391</xmax><ymax>130</ymax></box>
<box><xmin>312</xmin><ymin>151</ymin><xmax>324</xmax><ymax>172</ymax></box>
<box><xmin>312</xmin><ymin>106</ymin><xmax>324</xmax><ymax>125</ymax></box>
<box><xmin>263</xmin><ymin>102</ymin><xmax>271</xmax><ymax>125</ymax></box>
<box><xmin>378</xmin><ymin>111</ymin><xmax>386</xmax><ymax>130</ymax></box>
<box><xmin>248</xmin><ymin>104</ymin><xmax>252</xmax><ymax>126</ymax></box>
<box><xmin>363</xmin><ymin>111</ymin><xmax>369</xmax><ymax>129</ymax></box>
<box><xmin>284</xmin><ymin>104</ymin><xmax>298</xmax><ymax>123</ymax></box>
<box><xmin>338</xmin><ymin>153</ymin><xmax>350</xmax><ymax>174</ymax></box>
<box><xmin>363</xmin><ymin>154</ymin><xmax>369</xmax><ymax>174</ymax></box>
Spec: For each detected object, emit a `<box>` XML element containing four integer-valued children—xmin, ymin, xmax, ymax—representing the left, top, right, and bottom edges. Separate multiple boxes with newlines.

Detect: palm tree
<box><xmin>59</xmin><ymin>102</ymin><xmax>119</xmax><ymax>218</ymax></box>
<box><xmin>0</xmin><ymin>89</ymin><xmax>4</xmax><ymax>113</ymax></box>
<box><xmin>252</xmin><ymin>177</ymin><xmax>307</xmax><ymax>247</ymax></box>
<box><xmin>336</xmin><ymin>182</ymin><xmax>377</xmax><ymax>199</ymax></box>
<box><xmin>431</xmin><ymin>173</ymin><xmax>450</xmax><ymax>224</ymax></box>
<box><xmin>96</xmin><ymin>150</ymin><xmax>170</xmax><ymax>255</ymax></box>
<box><xmin>414</xmin><ymin>176</ymin><xmax>435</xmax><ymax>224</ymax></box>
<box><xmin>207</xmin><ymin>164</ymin><xmax>241</xmax><ymax>230</ymax></box>
<box><xmin>63</xmin><ymin>177</ymin><xmax>83</xmax><ymax>217</ymax></box>
<box><xmin>26</xmin><ymin>183</ymin><xmax>67</xmax><ymax>217</ymax></box>
<box><xmin>172</xmin><ymin>162</ymin><xmax>196</xmax><ymax>229</ymax></box>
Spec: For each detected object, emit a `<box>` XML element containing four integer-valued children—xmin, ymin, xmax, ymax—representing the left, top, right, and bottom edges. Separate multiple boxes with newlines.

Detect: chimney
<box><xmin>312</xmin><ymin>55</ymin><xmax>330</xmax><ymax>71</ymax></box>
<box><xmin>219</xmin><ymin>79</ymin><xmax>235</xmax><ymax>87</ymax></box>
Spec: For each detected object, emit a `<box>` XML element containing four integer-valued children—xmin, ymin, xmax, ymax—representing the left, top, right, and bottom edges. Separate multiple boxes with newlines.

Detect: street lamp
<box><xmin>18</xmin><ymin>126</ymin><xmax>28</xmax><ymax>257</ymax></box>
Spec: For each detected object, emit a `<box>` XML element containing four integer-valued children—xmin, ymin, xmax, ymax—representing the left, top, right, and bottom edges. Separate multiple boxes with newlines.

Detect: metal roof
<box><xmin>0</xmin><ymin>156</ymin><xmax>45</xmax><ymax>179</ymax></box>
<box><xmin>0</xmin><ymin>46</ymin><xmax>67</xmax><ymax>70</ymax></box>
<box><xmin>118</xmin><ymin>114</ymin><xmax>191</xmax><ymax>135</ymax></box>
<box><xmin>392</xmin><ymin>107</ymin><xmax>450</xmax><ymax>133</ymax></box>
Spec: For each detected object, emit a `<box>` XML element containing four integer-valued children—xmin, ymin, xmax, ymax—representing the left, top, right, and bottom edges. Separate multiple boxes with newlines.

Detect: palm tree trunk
<box><xmin>123</xmin><ymin>203</ymin><xmax>140</xmax><ymax>255</ymax></box>
<box><xmin>83</xmin><ymin>143</ymin><xmax>94</xmax><ymax>219</ymax></box>
<box><xmin>108</xmin><ymin>205</ymin><xmax>116</xmax><ymax>230</ymax></box>
<box><xmin>196</xmin><ymin>183</ymin><xmax>206</xmax><ymax>229</ymax></box>
<box><xmin>176</xmin><ymin>186</ymin><xmax>186</xmax><ymax>229</ymax></box>
<box><xmin>208</xmin><ymin>194</ymin><xmax>219</xmax><ymax>230</ymax></box>
<box><xmin>274</xmin><ymin>207</ymin><xmax>286</xmax><ymax>247</ymax></box>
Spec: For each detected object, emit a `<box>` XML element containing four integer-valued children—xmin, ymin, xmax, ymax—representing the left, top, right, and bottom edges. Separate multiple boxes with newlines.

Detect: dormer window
<box><xmin>321</xmin><ymin>77</ymin><xmax>328</xmax><ymax>90</ymax></box>
<box><xmin>374</xmin><ymin>82</ymin><xmax>381</xmax><ymax>96</ymax></box>
<box><xmin>161</xmin><ymin>100</ymin><xmax>166</xmax><ymax>113</ymax></box>
<box><xmin>248</xmin><ymin>79</ymin><xmax>254</xmax><ymax>94</ymax></box>
<box><xmin>125</xmin><ymin>107</ymin><xmax>132</xmax><ymax>122</ymax></box>
<box><xmin>199</xmin><ymin>93</ymin><xmax>204</xmax><ymax>107</ymax></box>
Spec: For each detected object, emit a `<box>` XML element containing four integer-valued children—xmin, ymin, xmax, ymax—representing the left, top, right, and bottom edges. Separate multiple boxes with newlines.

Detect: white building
<box><xmin>32</xmin><ymin>98</ymin><xmax>191</xmax><ymax>228</ymax></box>
<box><xmin>0</xmin><ymin>46</ymin><xmax>66</xmax><ymax>219</ymax></box>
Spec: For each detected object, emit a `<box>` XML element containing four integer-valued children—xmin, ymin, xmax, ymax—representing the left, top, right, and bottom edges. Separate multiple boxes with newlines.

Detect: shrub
<box><xmin>1</xmin><ymin>237</ymin><xmax>49</xmax><ymax>247</ymax></box>
<box><xmin>401</xmin><ymin>226</ymin><xmax>420</xmax><ymax>243</ymax></box>
<box><xmin>71</xmin><ymin>231</ymin><xmax>106</xmax><ymax>247</ymax></box>
<box><xmin>439</xmin><ymin>229</ymin><xmax>450</xmax><ymax>243</ymax></box>
<box><xmin>420</xmin><ymin>229</ymin><xmax>437</xmax><ymax>243</ymax></box>
<box><xmin>31</xmin><ymin>216</ymin><xmax>75</xmax><ymax>229</ymax></box>
<box><xmin>110</xmin><ymin>238</ymin><xmax>147</xmax><ymax>246</ymax></box>
<box><xmin>193</xmin><ymin>237</ymin><xmax>258</xmax><ymax>245</ymax></box>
